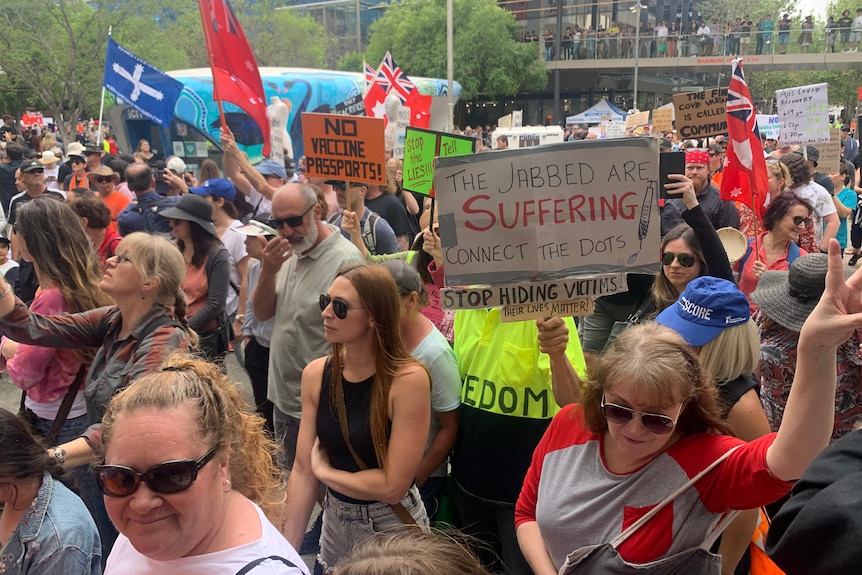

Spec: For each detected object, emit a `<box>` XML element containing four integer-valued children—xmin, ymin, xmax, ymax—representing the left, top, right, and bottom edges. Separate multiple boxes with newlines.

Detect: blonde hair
<box><xmin>100</xmin><ymin>352</ymin><xmax>285</xmax><ymax>521</ymax></box>
<box><xmin>697</xmin><ymin>319</ymin><xmax>759</xmax><ymax>384</ymax></box>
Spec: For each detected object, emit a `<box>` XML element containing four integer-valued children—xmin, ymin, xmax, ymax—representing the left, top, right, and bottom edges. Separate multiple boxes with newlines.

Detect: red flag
<box><xmin>364</xmin><ymin>81</ymin><xmax>388</xmax><ymax>120</ymax></box>
<box><xmin>198</xmin><ymin>0</ymin><xmax>270</xmax><ymax>156</ymax></box>
<box><xmin>405</xmin><ymin>90</ymin><xmax>432</xmax><ymax>129</ymax></box>
<box><xmin>720</xmin><ymin>59</ymin><xmax>768</xmax><ymax>218</ymax></box>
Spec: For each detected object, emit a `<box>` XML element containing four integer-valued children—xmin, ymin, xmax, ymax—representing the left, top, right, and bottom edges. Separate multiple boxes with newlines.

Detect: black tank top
<box><xmin>317</xmin><ymin>359</ymin><xmax>388</xmax><ymax>503</ymax></box>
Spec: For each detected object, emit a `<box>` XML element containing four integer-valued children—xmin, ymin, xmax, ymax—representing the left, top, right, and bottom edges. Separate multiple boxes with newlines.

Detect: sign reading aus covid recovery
<box><xmin>775</xmin><ymin>83</ymin><xmax>829</xmax><ymax>146</ymax></box>
<box><xmin>434</xmin><ymin>138</ymin><xmax>661</xmax><ymax>287</ymax></box>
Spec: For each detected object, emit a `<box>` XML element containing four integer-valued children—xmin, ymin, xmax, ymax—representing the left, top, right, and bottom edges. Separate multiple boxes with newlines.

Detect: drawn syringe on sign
<box><xmin>627</xmin><ymin>181</ymin><xmax>655</xmax><ymax>265</ymax></box>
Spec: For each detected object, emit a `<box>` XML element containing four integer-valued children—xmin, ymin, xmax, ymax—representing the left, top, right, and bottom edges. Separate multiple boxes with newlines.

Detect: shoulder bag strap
<box><xmin>45</xmin><ymin>364</ymin><xmax>88</xmax><ymax>446</ymax></box>
<box><xmin>332</xmin><ymin>362</ymin><xmax>418</xmax><ymax>526</ymax></box>
<box><xmin>235</xmin><ymin>555</ymin><xmax>300</xmax><ymax>575</ymax></box>
<box><xmin>609</xmin><ymin>444</ymin><xmax>743</xmax><ymax>548</ymax></box>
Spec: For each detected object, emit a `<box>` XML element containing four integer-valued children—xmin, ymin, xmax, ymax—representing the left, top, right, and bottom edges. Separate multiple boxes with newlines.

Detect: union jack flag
<box><xmin>364</xmin><ymin>61</ymin><xmax>376</xmax><ymax>87</ymax></box>
<box><xmin>375</xmin><ymin>51</ymin><xmax>415</xmax><ymax>103</ymax></box>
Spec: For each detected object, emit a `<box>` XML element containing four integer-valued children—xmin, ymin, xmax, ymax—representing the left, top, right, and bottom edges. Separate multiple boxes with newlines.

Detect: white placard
<box><xmin>775</xmin><ymin>83</ymin><xmax>829</xmax><ymax>145</ymax></box>
<box><xmin>756</xmin><ymin>114</ymin><xmax>780</xmax><ymax>140</ymax></box>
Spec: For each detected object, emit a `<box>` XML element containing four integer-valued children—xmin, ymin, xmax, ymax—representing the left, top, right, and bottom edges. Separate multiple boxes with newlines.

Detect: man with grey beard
<box><xmin>252</xmin><ymin>183</ymin><xmax>363</xmax><ymax>474</ymax></box>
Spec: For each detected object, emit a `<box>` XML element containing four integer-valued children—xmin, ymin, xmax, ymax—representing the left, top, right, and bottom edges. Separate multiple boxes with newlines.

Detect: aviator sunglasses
<box><xmin>267</xmin><ymin>203</ymin><xmax>315</xmax><ymax>229</ymax></box>
<box><xmin>601</xmin><ymin>394</ymin><xmax>682</xmax><ymax>435</ymax></box>
<box><xmin>94</xmin><ymin>445</ymin><xmax>219</xmax><ymax>497</ymax></box>
<box><xmin>661</xmin><ymin>252</ymin><xmax>697</xmax><ymax>268</ymax></box>
<box><xmin>319</xmin><ymin>293</ymin><xmax>365</xmax><ymax>320</ymax></box>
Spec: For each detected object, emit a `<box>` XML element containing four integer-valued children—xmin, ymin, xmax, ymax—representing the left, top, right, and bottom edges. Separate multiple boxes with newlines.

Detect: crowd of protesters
<box><xmin>2</xmin><ymin>101</ymin><xmax>862</xmax><ymax>575</ymax></box>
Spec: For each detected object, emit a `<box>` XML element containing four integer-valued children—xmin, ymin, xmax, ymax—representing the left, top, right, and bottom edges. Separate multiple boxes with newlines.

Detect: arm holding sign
<box><xmin>537</xmin><ymin>317</ymin><xmax>582</xmax><ymax>406</ymax></box>
<box><xmin>222</xmin><ymin>126</ymin><xmax>277</xmax><ymax>200</ymax></box>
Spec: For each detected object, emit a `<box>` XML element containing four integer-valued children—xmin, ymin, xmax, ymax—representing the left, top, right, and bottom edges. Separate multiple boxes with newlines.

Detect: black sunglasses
<box><xmin>601</xmin><ymin>394</ymin><xmax>681</xmax><ymax>435</ymax></box>
<box><xmin>661</xmin><ymin>252</ymin><xmax>697</xmax><ymax>268</ymax></box>
<box><xmin>95</xmin><ymin>176</ymin><xmax>114</xmax><ymax>184</ymax></box>
<box><xmin>94</xmin><ymin>445</ymin><xmax>219</xmax><ymax>497</ymax></box>
<box><xmin>319</xmin><ymin>293</ymin><xmax>365</xmax><ymax>320</ymax></box>
<box><xmin>267</xmin><ymin>203</ymin><xmax>315</xmax><ymax>229</ymax></box>
<box><xmin>791</xmin><ymin>215</ymin><xmax>812</xmax><ymax>227</ymax></box>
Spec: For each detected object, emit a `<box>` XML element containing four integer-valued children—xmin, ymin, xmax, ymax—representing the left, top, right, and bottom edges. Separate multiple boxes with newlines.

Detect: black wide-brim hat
<box><xmin>161</xmin><ymin>194</ymin><xmax>217</xmax><ymax>236</ymax></box>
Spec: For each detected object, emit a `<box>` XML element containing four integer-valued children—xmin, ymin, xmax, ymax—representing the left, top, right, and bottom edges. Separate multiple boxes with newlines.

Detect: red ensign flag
<box><xmin>198</xmin><ymin>0</ymin><xmax>270</xmax><ymax>156</ymax></box>
<box><xmin>720</xmin><ymin>58</ymin><xmax>768</xmax><ymax>218</ymax></box>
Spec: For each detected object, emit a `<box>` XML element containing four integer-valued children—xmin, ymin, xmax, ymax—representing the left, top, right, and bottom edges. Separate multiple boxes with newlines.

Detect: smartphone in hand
<box><xmin>659</xmin><ymin>152</ymin><xmax>686</xmax><ymax>200</ymax></box>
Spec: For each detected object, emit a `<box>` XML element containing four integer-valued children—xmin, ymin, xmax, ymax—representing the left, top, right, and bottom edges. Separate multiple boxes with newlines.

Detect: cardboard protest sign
<box><xmin>435</xmin><ymin>138</ymin><xmax>661</xmax><ymax>287</ymax></box>
<box><xmin>625</xmin><ymin>110</ymin><xmax>650</xmax><ymax>129</ymax></box>
<box><xmin>606</xmin><ymin>121</ymin><xmax>627</xmax><ymax>139</ymax></box>
<box><xmin>812</xmin><ymin>127</ymin><xmax>842</xmax><ymax>174</ymax></box>
<box><xmin>440</xmin><ymin>274</ymin><xmax>628</xmax><ymax>310</ymax></box>
<box><xmin>756</xmin><ymin>114</ymin><xmax>780</xmax><ymax>140</ymax></box>
<box><xmin>392</xmin><ymin>108</ymin><xmax>411</xmax><ymax>159</ymax></box>
<box><xmin>651</xmin><ymin>107</ymin><xmax>674</xmax><ymax>132</ymax></box>
<box><xmin>673</xmin><ymin>88</ymin><xmax>727</xmax><ymax>139</ymax></box>
<box><xmin>775</xmin><ymin>83</ymin><xmax>829</xmax><ymax>145</ymax></box>
<box><xmin>301</xmin><ymin>113</ymin><xmax>386</xmax><ymax>185</ymax></box>
<box><xmin>500</xmin><ymin>298</ymin><xmax>593</xmax><ymax>322</ymax></box>
<box><xmin>334</xmin><ymin>94</ymin><xmax>366</xmax><ymax>116</ymax></box>
<box><xmin>402</xmin><ymin>127</ymin><xmax>476</xmax><ymax>196</ymax></box>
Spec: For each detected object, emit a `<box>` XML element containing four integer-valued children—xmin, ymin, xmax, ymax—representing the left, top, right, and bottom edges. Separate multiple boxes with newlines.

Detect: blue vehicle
<box><xmin>108</xmin><ymin>67</ymin><xmax>460</xmax><ymax>169</ymax></box>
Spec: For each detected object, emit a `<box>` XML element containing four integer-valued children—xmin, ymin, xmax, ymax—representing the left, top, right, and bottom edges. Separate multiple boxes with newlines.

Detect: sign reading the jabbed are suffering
<box><xmin>435</xmin><ymin>138</ymin><xmax>661</xmax><ymax>286</ymax></box>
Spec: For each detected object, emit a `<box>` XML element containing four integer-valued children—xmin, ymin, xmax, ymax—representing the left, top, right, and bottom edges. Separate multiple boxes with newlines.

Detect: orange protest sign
<box><xmin>301</xmin><ymin>113</ymin><xmax>386</xmax><ymax>185</ymax></box>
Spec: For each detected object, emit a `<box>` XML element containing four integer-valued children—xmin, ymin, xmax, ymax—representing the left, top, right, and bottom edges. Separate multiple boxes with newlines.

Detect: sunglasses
<box><xmin>791</xmin><ymin>215</ymin><xmax>812</xmax><ymax>227</ymax></box>
<box><xmin>95</xmin><ymin>176</ymin><xmax>115</xmax><ymax>184</ymax></box>
<box><xmin>94</xmin><ymin>445</ymin><xmax>219</xmax><ymax>497</ymax></box>
<box><xmin>267</xmin><ymin>203</ymin><xmax>315</xmax><ymax>229</ymax></box>
<box><xmin>71</xmin><ymin>158</ymin><xmax>86</xmax><ymax>165</ymax></box>
<box><xmin>319</xmin><ymin>293</ymin><xmax>365</xmax><ymax>320</ymax></box>
<box><xmin>601</xmin><ymin>394</ymin><xmax>682</xmax><ymax>435</ymax></box>
<box><xmin>661</xmin><ymin>252</ymin><xmax>697</xmax><ymax>267</ymax></box>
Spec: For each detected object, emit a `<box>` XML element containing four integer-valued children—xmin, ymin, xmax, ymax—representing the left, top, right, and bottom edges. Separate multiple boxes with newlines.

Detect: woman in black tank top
<box><xmin>282</xmin><ymin>263</ymin><xmax>432</xmax><ymax>573</ymax></box>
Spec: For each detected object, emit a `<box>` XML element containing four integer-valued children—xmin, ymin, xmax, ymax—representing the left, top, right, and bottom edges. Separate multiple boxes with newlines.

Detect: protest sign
<box><xmin>500</xmin><ymin>298</ymin><xmax>594</xmax><ymax>322</ymax></box>
<box><xmin>775</xmin><ymin>83</ymin><xmax>829</xmax><ymax>146</ymax></box>
<box><xmin>651</xmin><ymin>107</ymin><xmax>674</xmax><ymax>132</ymax></box>
<box><xmin>812</xmin><ymin>127</ymin><xmax>842</xmax><ymax>174</ymax></box>
<box><xmin>402</xmin><ymin>127</ymin><xmax>477</xmax><ymax>196</ymax></box>
<box><xmin>625</xmin><ymin>110</ymin><xmax>650</xmax><ymax>129</ymax></box>
<box><xmin>606</xmin><ymin>121</ymin><xmax>627</xmax><ymax>139</ymax></box>
<box><xmin>301</xmin><ymin>113</ymin><xmax>386</xmax><ymax>184</ymax></box>
<box><xmin>334</xmin><ymin>94</ymin><xmax>366</xmax><ymax>116</ymax></box>
<box><xmin>588</xmin><ymin>126</ymin><xmax>604</xmax><ymax>138</ymax></box>
<box><xmin>392</xmin><ymin>108</ymin><xmax>411</xmax><ymax>159</ymax></box>
<box><xmin>435</xmin><ymin>138</ymin><xmax>661</xmax><ymax>286</ymax></box>
<box><xmin>440</xmin><ymin>273</ymin><xmax>628</xmax><ymax>310</ymax></box>
<box><xmin>756</xmin><ymin>114</ymin><xmax>780</xmax><ymax>140</ymax></box>
<box><xmin>673</xmin><ymin>88</ymin><xmax>727</xmax><ymax>139</ymax></box>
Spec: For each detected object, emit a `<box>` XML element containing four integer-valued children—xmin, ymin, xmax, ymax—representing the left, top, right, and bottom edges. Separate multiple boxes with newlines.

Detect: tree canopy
<box><xmin>365</xmin><ymin>0</ymin><xmax>547</xmax><ymax>98</ymax></box>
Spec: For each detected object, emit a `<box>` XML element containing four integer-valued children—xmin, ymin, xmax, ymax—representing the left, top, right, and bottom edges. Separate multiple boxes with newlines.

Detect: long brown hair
<box><xmin>328</xmin><ymin>264</ymin><xmax>428</xmax><ymax>468</ymax></box>
<box><xmin>651</xmin><ymin>223</ymin><xmax>706</xmax><ymax>313</ymax></box>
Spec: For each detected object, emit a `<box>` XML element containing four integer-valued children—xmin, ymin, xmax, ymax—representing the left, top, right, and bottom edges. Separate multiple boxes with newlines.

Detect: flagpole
<box><xmin>198</xmin><ymin>0</ymin><xmax>227</xmax><ymax>132</ymax></box>
<box><xmin>97</xmin><ymin>26</ymin><xmax>112</xmax><ymax>146</ymax></box>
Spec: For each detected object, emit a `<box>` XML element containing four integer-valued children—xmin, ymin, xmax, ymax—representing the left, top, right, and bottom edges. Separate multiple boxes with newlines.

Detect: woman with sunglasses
<box><xmin>0</xmin><ymin>232</ymin><xmax>193</xmax><ymax>558</ymax></box>
<box><xmin>517</xmin><ymin>244</ymin><xmax>859</xmax><ymax>574</ymax></box>
<box><xmin>61</xmin><ymin>153</ymin><xmax>90</xmax><ymax>192</ymax></box>
<box><xmin>737</xmin><ymin>191</ymin><xmax>814</xmax><ymax>313</ymax></box>
<box><xmin>283</xmin><ymin>264</ymin><xmax>431</xmax><ymax>573</ymax></box>
<box><xmin>162</xmin><ymin>194</ymin><xmax>232</xmax><ymax>362</ymax></box>
<box><xmin>0</xmin><ymin>408</ymin><xmax>102</xmax><ymax>575</ymax></box>
<box><xmin>97</xmin><ymin>353</ymin><xmax>308</xmax><ymax>574</ymax></box>
<box><xmin>578</xmin><ymin>175</ymin><xmax>733</xmax><ymax>365</ymax></box>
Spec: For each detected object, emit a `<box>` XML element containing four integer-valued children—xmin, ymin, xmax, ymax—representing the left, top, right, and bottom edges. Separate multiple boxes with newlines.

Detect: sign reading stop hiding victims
<box><xmin>301</xmin><ymin>113</ymin><xmax>386</xmax><ymax>185</ymax></box>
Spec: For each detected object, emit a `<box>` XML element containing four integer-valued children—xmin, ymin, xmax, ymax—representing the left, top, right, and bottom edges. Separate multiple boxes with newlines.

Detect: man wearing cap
<box><xmin>233</xmin><ymin>213</ymin><xmax>277</xmax><ymax>433</ymax></box>
<box><xmin>221</xmin><ymin>127</ymin><xmax>288</xmax><ymax>216</ymax></box>
<box><xmin>841</xmin><ymin>126</ymin><xmax>858</xmax><ymax>165</ymax></box>
<box><xmin>117</xmin><ymin>163</ymin><xmax>179</xmax><ymax>236</ymax></box>
<box><xmin>253</xmin><ymin>183</ymin><xmax>363</xmax><ymax>474</ymax></box>
<box><xmin>83</xmin><ymin>144</ymin><xmax>104</xmax><ymax>173</ymax></box>
<box><xmin>661</xmin><ymin>148</ymin><xmax>739</xmax><ymax>235</ymax></box>
<box><xmin>87</xmin><ymin>166</ymin><xmax>129</xmax><ymax>234</ymax></box>
<box><xmin>326</xmin><ymin>181</ymin><xmax>399</xmax><ymax>255</ymax></box>
<box><xmin>0</xmin><ymin>143</ymin><xmax>24</xmax><ymax>215</ymax></box>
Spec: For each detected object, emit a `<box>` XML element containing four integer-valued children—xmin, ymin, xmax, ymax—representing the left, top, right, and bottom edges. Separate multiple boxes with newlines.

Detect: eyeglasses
<box><xmin>661</xmin><ymin>252</ymin><xmax>697</xmax><ymax>267</ymax></box>
<box><xmin>267</xmin><ymin>203</ymin><xmax>315</xmax><ymax>229</ymax></box>
<box><xmin>319</xmin><ymin>293</ymin><xmax>365</xmax><ymax>320</ymax></box>
<box><xmin>791</xmin><ymin>215</ymin><xmax>812</xmax><ymax>227</ymax></box>
<box><xmin>601</xmin><ymin>394</ymin><xmax>682</xmax><ymax>435</ymax></box>
<box><xmin>115</xmin><ymin>253</ymin><xmax>133</xmax><ymax>264</ymax></box>
<box><xmin>95</xmin><ymin>176</ymin><xmax>114</xmax><ymax>184</ymax></box>
<box><xmin>94</xmin><ymin>445</ymin><xmax>219</xmax><ymax>497</ymax></box>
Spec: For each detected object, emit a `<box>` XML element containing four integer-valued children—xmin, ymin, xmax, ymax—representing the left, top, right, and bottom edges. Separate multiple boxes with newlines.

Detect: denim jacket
<box><xmin>0</xmin><ymin>473</ymin><xmax>101</xmax><ymax>574</ymax></box>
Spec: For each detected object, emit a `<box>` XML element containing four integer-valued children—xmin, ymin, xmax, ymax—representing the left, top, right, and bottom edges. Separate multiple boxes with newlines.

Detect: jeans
<box><xmin>318</xmin><ymin>486</ymin><xmax>429</xmax><ymax>573</ymax></box>
<box><xmin>273</xmin><ymin>406</ymin><xmax>301</xmax><ymax>473</ymax></box>
<box><xmin>418</xmin><ymin>475</ymin><xmax>447</xmax><ymax>522</ymax></box>
<box><xmin>454</xmin><ymin>483</ymin><xmax>532</xmax><ymax>575</ymax></box>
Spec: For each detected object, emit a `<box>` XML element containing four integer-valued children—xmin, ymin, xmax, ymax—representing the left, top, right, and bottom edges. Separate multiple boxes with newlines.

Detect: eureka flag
<box><xmin>720</xmin><ymin>58</ymin><xmax>769</xmax><ymax>218</ymax></box>
<box><xmin>103</xmin><ymin>38</ymin><xmax>184</xmax><ymax>127</ymax></box>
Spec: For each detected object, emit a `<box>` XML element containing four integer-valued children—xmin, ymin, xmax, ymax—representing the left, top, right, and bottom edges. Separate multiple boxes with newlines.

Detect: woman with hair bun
<box><xmin>98</xmin><ymin>353</ymin><xmax>308</xmax><ymax>574</ymax></box>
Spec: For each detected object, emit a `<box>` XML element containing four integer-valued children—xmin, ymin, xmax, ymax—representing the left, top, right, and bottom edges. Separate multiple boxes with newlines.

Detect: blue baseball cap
<box><xmin>189</xmin><ymin>177</ymin><xmax>236</xmax><ymax>201</ymax></box>
<box><xmin>655</xmin><ymin>277</ymin><xmax>750</xmax><ymax>347</ymax></box>
<box><xmin>257</xmin><ymin>159</ymin><xmax>286</xmax><ymax>180</ymax></box>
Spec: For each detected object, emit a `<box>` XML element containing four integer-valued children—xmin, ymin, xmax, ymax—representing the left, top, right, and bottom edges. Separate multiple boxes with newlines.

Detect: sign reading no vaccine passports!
<box><xmin>435</xmin><ymin>138</ymin><xmax>662</xmax><ymax>310</ymax></box>
<box><xmin>301</xmin><ymin>113</ymin><xmax>386</xmax><ymax>185</ymax></box>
